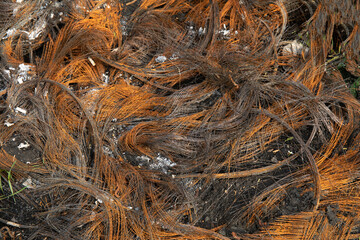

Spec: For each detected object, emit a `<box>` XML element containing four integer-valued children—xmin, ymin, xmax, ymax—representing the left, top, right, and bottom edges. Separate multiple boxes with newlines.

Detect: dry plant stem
<box><xmin>176</xmin><ymin>223</ymin><xmax>231</xmax><ymax>240</ymax></box>
<box><xmin>252</xmin><ymin>108</ymin><xmax>321</xmax><ymax>210</ymax></box>
<box><xmin>175</xmin><ymin>152</ymin><xmax>300</xmax><ymax>179</ymax></box>
<box><xmin>0</xmin><ymin>217</ymin><xmax>38</xmax><ymax>229</ymax></box>
<box><xmin>126</xmin><ymin>0</ymin><xmax>137</xmax><ymax>6</ymax></box>
<box><xmin>276</xmin><ymin>0</ymin><xmax>287</xmax><ymax>43</ymax></box>
<box><xmin>132</xmin><ymin>75</ymin><xmax>177</xmax><ymax>92</ymax></box>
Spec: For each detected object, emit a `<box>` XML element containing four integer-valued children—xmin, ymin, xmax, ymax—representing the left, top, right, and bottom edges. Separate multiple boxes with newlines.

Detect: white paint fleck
<box><xmin>17</xmin><ymin>63</ymin><xmax>32</xmax><ymax>83</ymax></box>
<box><xmin>2</xmin><ymin>28</ymin><xmax>16</xmax><ymax>39</ymax></box>
<box><xmin>88</xmin><ymin>57</ymin><xmax>96</xmax><ymax>66</ymax></box>
<box><xmin>18</xmin><ymin>141</ymin><xmax>30</xmax><ymax>150</ymax></box>
<box><xmin>102</xmin><ymin>73</ymin><xmax>109</xmax><ymax>84</ymax></box>
<box><xmin>15</xmin><ymin>107</ymin><xmax>27</xmax><ymax>115</ymax></box>
<box><xmin>19</xmin><ymin>63</ymin><xmax>31</xmax><ymax>72</ymax></box>
<box><xmin>3</xmin><ymin>70</ymin><xmax>9</xmax><ymax>78</ymax></box>
<box><xmin>169</xmin><ymin>53</ymin><xmax>179</xmax><ymax>60</ymax></box>
<box><xmin>218</xmin><ymin>24</ymin><xmax>230</xmax><ymax>37</ymax></box>
<box><xmin>155</xmin><ymin>56</ymin><xmax>167</xmax><ymax>63</ymax></box>
<box><xmin>198</xmin><ymin>27</ymin><xmax>206</xmax><ymax>35</ymax></box>
<box><xmin>4</xmin><ymin>119</ymin><xmax>14</xmax><ymax>127</ymax></box>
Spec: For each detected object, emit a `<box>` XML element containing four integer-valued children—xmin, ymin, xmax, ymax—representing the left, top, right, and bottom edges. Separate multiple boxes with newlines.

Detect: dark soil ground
<box><xmin>0</xmin><ymin>130</ymin><xmax>320</xmax><ymax>238</ymax></box>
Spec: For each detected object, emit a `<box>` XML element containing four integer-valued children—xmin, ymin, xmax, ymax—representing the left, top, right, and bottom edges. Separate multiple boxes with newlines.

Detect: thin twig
<box><xmin>175</xmin><ymin>153</ymin><xmax>300</xmax><ymax>179</ymax></box>
<box><xmin>126</xmin><ymin>0</ymin><xmax>138</xmax><ymax>6</ymax></box>
<box><xmin>0</xmin><ymin>217</ymin><xmax>38</xmax><ymax>229</ymax></box>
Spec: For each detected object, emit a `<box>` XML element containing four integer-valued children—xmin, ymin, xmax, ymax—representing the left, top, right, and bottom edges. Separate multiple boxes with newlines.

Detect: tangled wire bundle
<box><xmin>0</xmin><ymin>0</ymin><xmax>360</xmax><ymax>239</ymax></box>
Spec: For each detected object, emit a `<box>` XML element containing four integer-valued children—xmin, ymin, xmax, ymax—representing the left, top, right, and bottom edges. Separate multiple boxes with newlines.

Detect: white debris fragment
<box><xmin>188</xmin><ymin>25</ymin><xmax>196</xmax><ymax>35</ymax></box>
<box><xmin>18</xmin><ymin>141</ymin><xmax>30</xmax><ymax>150</ymax></box>
<box><xmin>102</xmin><ymin>146</ymin><xmax>113</xmax><ymax>156</ymax></box>
<box><xmin>169</xmin><ymin>53</ymin><xmax>179</xmax><ymax>60</ymax></box>
<box><xmin>17</xmin><ymin>63</ymin><xmax>32</xmax><ymax>84</ymax></box>
<box><xmin>136</xmin><ymin>155</ymin><xmax>151</xmax><ymax>166</ymax></box>
<box><xmin>22</xmin><ymin>177</ymin><xmax>36</xmax><ymax>189</ymax></box>
<box><xmin>3</xmin><ymin>70</ymin><xmax>10</xmax><ymax>77</ymax></box>
<box><xmin>16</xmin><ymin>0</ymin><xmax>23</xmax><ymax>3</ymax></box>
<box><xmin>28</xmin><ymin>18</ymin><xmax>47</xmax><ymax>40</ymax></box>
<box><xmin>219</xmin><ymin>24</ymin><xmax>230</xmax><ymax>37</ymax></box>
<box><xmin>97</xmin><ymin>199</ymin><xmax>103</xmax><ymax>204</ymax></box>
<box><xmin>102</xmin><ymin>73</ymin><xmax>109</xmax><ymax>84</ymax></box>
<box><xmin>155</xmin><ymin>55</ymin><xmax>167</xmax><ymax>63</ymax></box>
<box><xmin>198</xmin><ymin>27</ymin><xmax>206</xmax><ymax>35</ymax></box>
<box><xmin>13</xmin><ymin>7</ymin><xmax>19</xmax><ymax>15</ymax></box>
<box><xmin>15</xmin><ymin>107</ymin><xmax>27</xmax><ymax>115</ymax></box>
<box><xmin>2</xmin><ymin>28</ymin><xmax>16</xmax><ymax>39</ymax></box>
<box><xmin>283</xmin><ymin>40</ymin><xmax>309</xmax><ymax>56</ymax></box>
<box><xmin>4</xmin><ymin>118</ymin><xmax>14</xmax><ymax>127</ymax></box>
<box><xmin>149</xmin><ymin>154</ymin><xmax>176</xmax><ymax>173</ymax></box>
<box><xmin>19</xmin><ymin>63</ymin><xmax>31</xmax><ymax>72</ymax></box>
<box><xmin>88</xmin><ymin>57</ymin><xmax>96</xmax><ymax>66</ymax></box>
<box><xmin>137</xmin><ymin>154</ymin><xmax>176</xmax><ymax>173</ymax></box>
